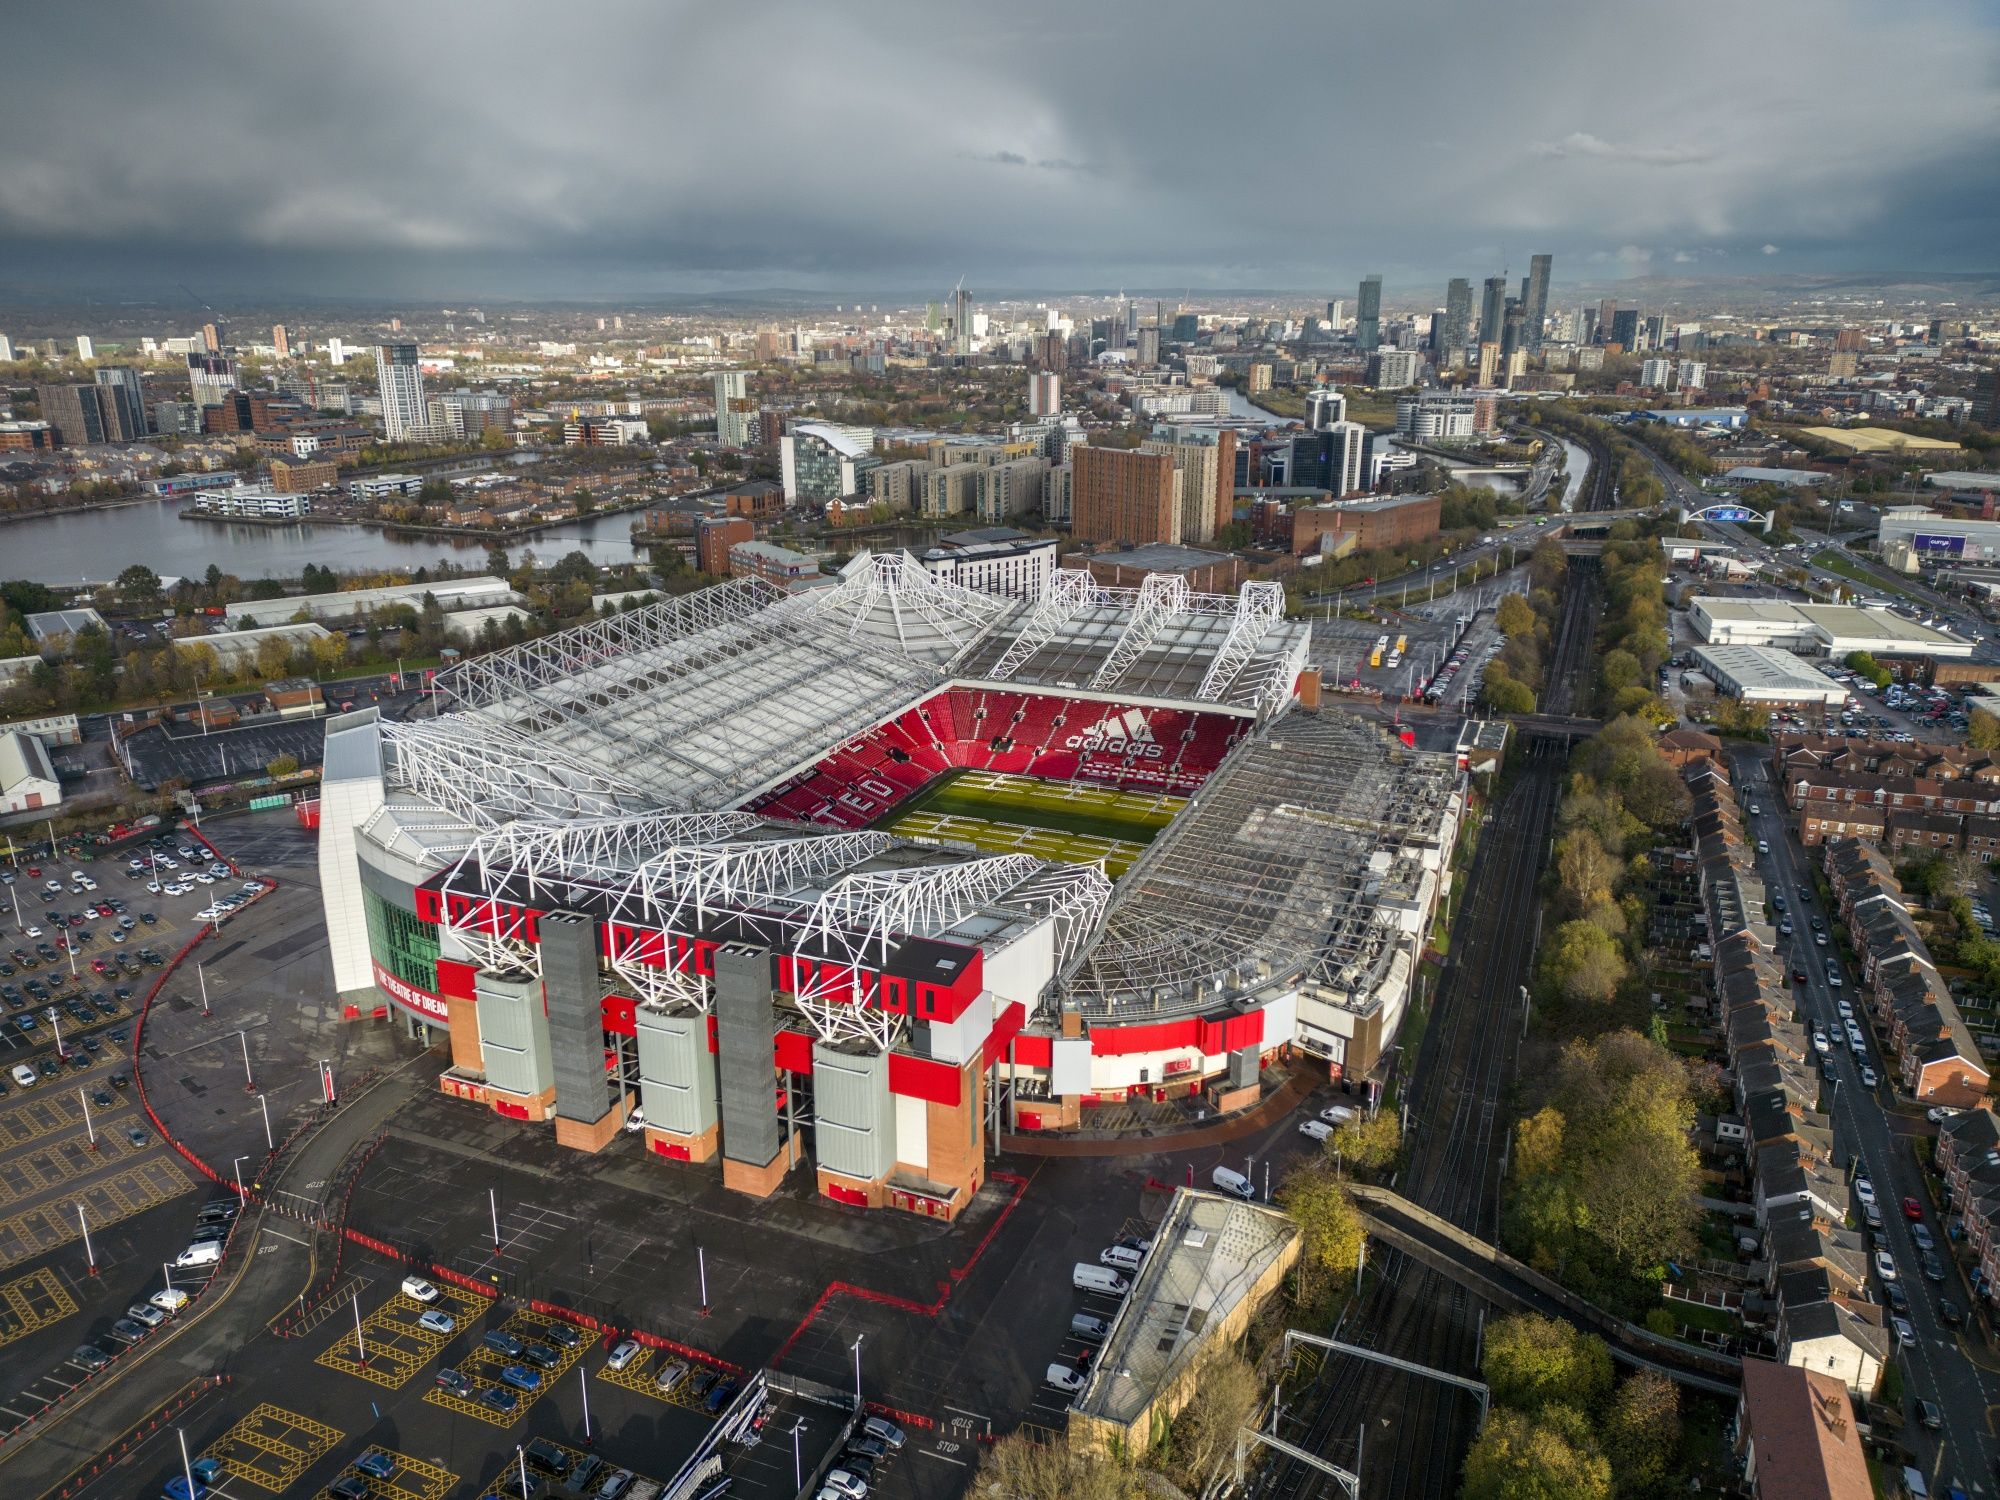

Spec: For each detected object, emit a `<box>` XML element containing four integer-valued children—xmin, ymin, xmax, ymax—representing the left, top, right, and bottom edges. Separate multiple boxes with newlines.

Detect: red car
<box><xmin>90</xmin><ymin>958</ymin><xmax>112</xmax><ymax>975</ymax></box>
<box><xmin>1791</xmin><ymin>968</ymin><xmax>1808</xmax><ymax>983</ymax></box>
<box><xmin>1904</xmin><ymin>1197</ymin><xmax>1924</xmax><ymax>1222</ymax></box>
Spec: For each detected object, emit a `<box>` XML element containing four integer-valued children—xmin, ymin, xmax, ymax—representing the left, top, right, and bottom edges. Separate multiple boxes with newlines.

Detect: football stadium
<box><xmin>316</xmin><ymin>553</ymin><xmax>1463</xmax><ymax>1220</ymax></box>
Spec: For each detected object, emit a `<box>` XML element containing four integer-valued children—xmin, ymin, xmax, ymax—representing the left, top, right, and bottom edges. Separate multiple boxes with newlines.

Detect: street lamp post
<box><xmin>580</xmin><ymin>1364</ymin><xmax>592</xmax><ymax>1443</ymax></box>
<box><xmin>353</xmin><ymin>1289</ymin><xmax>368</xmax><ymax>1367</ymax></box>
<box><xmin>258</xmin><ymin>1092</ymin><xmax>273</xmax><ymax>1151</ymax></box>
<box><xmin>233</xmin><ymin>1154</ymin><xmax>250</xmax><ymax>1200</ymax></box>
<box><xmin>178</xmin><ymin>1428</ymin><xmax>197</xmax><ymax>1500</ymax></box>
<box><xmin>79</xmin><ymin>1087</ymin><xmax>96</xmax><ymax>1151</ymax></box>
<box><xmin>198</xmin><ymin>962</ymin><xmax>210</xmax><ymax>1017</ymax></box>
<box><xmin>78</xmin><ymin>1203</ymin><xmax>96</xmax><ymax>1275</ymax></box>
<box><xmin>851</xmin><ymin>1333</ymin><xmax>865</xmax><ymax>1405</ymax></box>
<box><xmin>238</xmin><ymin>1028</ymin><xmax>254</xmax><ymax>1091</ymax></box>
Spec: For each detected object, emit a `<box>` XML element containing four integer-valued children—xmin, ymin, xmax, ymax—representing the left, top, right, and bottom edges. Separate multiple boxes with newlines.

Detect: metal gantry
<box><xmin>1196</xmin><ymin>582</ymin><xmax>1286</xmax><ymax>702</ymax></box>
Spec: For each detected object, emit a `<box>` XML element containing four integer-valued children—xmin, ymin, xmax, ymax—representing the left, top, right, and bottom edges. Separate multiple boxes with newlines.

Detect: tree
<box><xmin>1461</xmin><ymin>1409</ymin><xmax>1612</xmax><ymax>1500</ymax></box>
<box><xmin>1541</xmin><ymin>919</ymin><xmax>1627</xmax><ymax>1006</ymax></box>
<box><xmin>975</xmin><ymin>1431</ymin><xmax>1140</xmax><ymax>1500</ymax></box>
<box><xmin>117</xmin><ymin>564</ymin><xmax>162</xmax><ymax>607</ymax></box>
<box><xmin>485</xmin><ymin>545</ymin><xmax>510</xmax><ymax>578</ymax></box>
<box><xmin>1482</xmin><ymin>1314</ymin><xmax>1614</xmax><ymax>1416</ymax></box>
<box><xmin>266</xmin><ymin>753</ymin><xmax>299</xmax><ymax>778</ymax></box>
<box><xmin>1602</xmin><ymin>1371</ymin><xmax>1679</xmax><ymax>1497</ymax></box>
<box><xmin>1970</xmin><ymin>706</ymin><xmax>2000</xmax><ymax>752</ymax></box>
<box><xmin>1331</xmin><ymin>1109</ymin><xmax>1402</xmax><ymax>1176</ymax></box>
<box><xmin>1163</xmin><ymin>1350</ymin><xmax>1260</xmax><ymax>1490</ymax></box>
<box><xmin>1483</xmin><ymin>673</ymin><xmax>1537</xmax><ymax>715</ymax></box>
<box><xmin>1555</xmin><ymin>829</ymin><xmax>1617</xmax><ymax>919</ymax></box>
<box><xmin>309</xmin><ymin>632</ymin><xmax>349</xmax><ymax>674</ymax></box>
<box><xmin>1496</xmin><ymin>592</ymin><xmax>1537</xmax><ymax>638</ymax></box>
<box><xmin>1277</xmin><ymin>1163</ymin><xmax>1365</xmax><ymax>1305</ymax></box>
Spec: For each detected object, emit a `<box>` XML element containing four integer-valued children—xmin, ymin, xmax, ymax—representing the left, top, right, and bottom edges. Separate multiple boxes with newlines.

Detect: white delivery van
<box><xmin>1098</xmin><ymin>1245</ymin><xmax>1144</xmax><ymax>1273</ymax></box>
<box><xmin>1211</xmin><ymin>1166</ymin><xmax>1255</xmax><ymax>1199</ymax></box>
<box><xmin>1045</xmin><ymin>1363</ymin><xmax>1086</xmax><ymax>1393</ymax></box>
<box><xmin>174</xmin><ymin>1242</ymin><xmax>222</xmax><ymax>1270</ymax></box>
<box><xmin>1072</xmin><ymin>1263</ymin><xmax>1130</xmax><ymax>1296</ymax></box>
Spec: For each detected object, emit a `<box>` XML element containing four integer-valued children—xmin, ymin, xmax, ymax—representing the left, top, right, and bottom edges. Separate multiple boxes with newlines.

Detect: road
<box><xmin>1731</xmin><ymin>746</ymin><xmax>2000</xmax><ymax>1496</ymax></box>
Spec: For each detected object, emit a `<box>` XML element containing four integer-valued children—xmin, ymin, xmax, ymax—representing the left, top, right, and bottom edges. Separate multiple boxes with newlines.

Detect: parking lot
<box><xmin>123</xmin><ymin>716</ymin><xmax>330</xmax><ymax>793</ymax></box>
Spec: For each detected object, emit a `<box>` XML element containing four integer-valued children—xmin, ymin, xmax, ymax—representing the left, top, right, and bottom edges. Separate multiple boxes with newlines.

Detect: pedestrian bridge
<box><xmin>1348</xmin><ymin>1185</ymin><xmax>1742</xmax><ymax>1396</ymax></box>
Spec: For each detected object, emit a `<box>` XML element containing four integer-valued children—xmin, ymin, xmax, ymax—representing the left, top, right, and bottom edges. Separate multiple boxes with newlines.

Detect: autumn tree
<box><xmin>976</xmin><ymin>1431</ymin><xmax>1140</xmax><ymax>1500</ymax></box>
<box><xmin>1276</xmin><ymin>1163</ymin><xmax>1364</xmax><ymax>1307</ymax></box>
<box><xmin>1540</xmin><ymin>919</ymin><xmax>1626</xmax><ymax>1007</ymax></box>
<box><xmin>1162</xmin><ymin>1350</ymin><xmax>1260</xmax><ymax>1491</ymax></box>
<box><xmin>1330</xmin><ymin>1109</ymin><xmax>1402</xmax><ymax>1177</ymax></box>
<box><xmin>1482</xmin><ymin>1314</ymin><xmax>1614</xmax><ymax>1416</ymax></box>
<box><xmin>1602</xmin><ymin>1370</ymin><xmax>1680</xmax><ymax>1497</ymax></box>
<box><xmin>1461</xmin><ymin>1408</ymin><xmax>1611</xmax><ymax>1500</ymax></box>
<box><xmin>1496</xmin><ymin>592</ymin><xmax>1537</xmax><ymax>638</ymax></box>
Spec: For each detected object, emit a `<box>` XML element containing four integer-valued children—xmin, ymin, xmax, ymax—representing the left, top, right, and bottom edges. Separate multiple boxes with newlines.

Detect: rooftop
<box><xmin>1070</xmin><ymin>1190</ymin><xmax>1300</xmax><ymax>1429</ymax></box>
<box><xmin>1694</xmin><ymin>645</ymin><xmax>1845</xmax><ymax>696</ymax></box>
<box><xmin>1797</xmin><ymin>426</ymin><xmax>1961</xmax><ymax>453</ymax></box>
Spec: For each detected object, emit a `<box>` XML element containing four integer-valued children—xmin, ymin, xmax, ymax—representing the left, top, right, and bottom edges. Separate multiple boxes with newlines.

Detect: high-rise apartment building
<box><xmin>1355</xmin><ymin>276</ymin><xmax>1383</xmax><ymax>351</ymax></box>
<box><xmin>1028</xmin><ymin>371</ymin><xmax>1061</xmax><ymax>417</ymax></box>
<box><xmin>1500</xmin><ymin>301</ymin><xmax>1525</xmax><ymax>364</ymax></box>
<box><xmin>272</xmin><ymin>324</ymin><xmax>291</xmax><ymax>358</ymax></box>
<box><xmin>1596</xmin><ymin>299</ymin><xmax>1618</xmax><ymax>343</ymax></box>
<box><xmin>1070</xmin><ymin>445</ymin><xmax>1181</xmax><ymax>545</ymax></box>
<box><xmin>374</xmin><ymin>342</ymin><xmax>428</xmax><ymax>442</ymax></box>
<box><xmin>36</xmin><ymin>384</ymin><xmax>111</xmax><ymax>446</ymax></box>
<box><xmin>1608</xmin><ymin>309</ymin><xmax>1640</xmax><ymax>350</ymax></box>
<box><xmin>952</xmin><ymin>286</ymin><xmax>973</xmax><ymax>357</ymax></box>
<box><xmin>185</xmin><ymin>350</ymin><xmax>238</xmax><ymax>412</ymax></box>
<box><xmin>1677</xmin><ymin>360</ymin><xmax>1707</xmax><ymax>390</ymax></box>
<box><xmin>1642</xmin><ymin>314</ymin><xmax>1667</xmax><ymax>353</ymax></box>
<box><xmin>94</xmin><ymin>366</ymin><xmax>150</xmax><ymax>440</ymax></box>
<box><xmin>1369</xmin><ymin>349</ymin><xmax>1423</xmax><ymax>389</ymax></box>
<box><xmin>713</xmin><ymin>370</ymin><xmax>754</xmax><ymax>447</ymax></box>
<box><xmin>75</xmin><ymin>335</ymin><xmax>94</xmax><ymax>361</ymax></box>
<box><xmin>202</xmin><ymin>323</ymin><xmax>221</xmax><ymax>353</ymax></box>
<box><xmin>1325</xmin><ymin>299</ymin><xmax>1344</xmax><ymax>329</ymax></box>
<box><xmin>1171</xmin><ymin>313</ymin><xmax>1199</xmax><ymax>342</ymax></box>
<box><xmin>1436</xmin><ymin>279</ymin><xmax>1472</xmax><ymax>359</ymax></box>
<box><xmin>0</xmin><ymin>334</ymin><xmax>12</xmax><ymax>362</ymax></box>
<box><xmin>1140</xmin><ymin>428</ymin><xmax>1236</xmax><ymax>545</ymax></box>
<box><xmin>1288</xmin><ymin>421</ymin><xmax>1371</xmax><ymax>497</ymax></box>
<box><xmin>1476</xmin><ymin>343</ymin><xmax>1500</xmax><ymax>387</ymax></box>
<box><xmin>1522</xmin><ymin>254</ymin><xmax>1552</xmax><ymax>350</ymax></box>
<box><xmin>1640</xmin><ymin>358</ymin><xmax>1675</xmax><ymax>389</ymax></box>
<box><xmin>1478</xmin><ymin>277</ymin><xmax>1508</xmax><ymax>347</ymax></box>
<box><xmin>1136</xmin><ymin>327</ymin><xmax>1161</xmax><ymax>365</ymax></box>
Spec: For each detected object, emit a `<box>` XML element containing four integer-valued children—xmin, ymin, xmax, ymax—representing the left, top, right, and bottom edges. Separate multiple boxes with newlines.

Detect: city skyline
<box><xmin>2</xmin><ymin>1</ymin><xmax>1996</xmax><ymax>302</ymax></box>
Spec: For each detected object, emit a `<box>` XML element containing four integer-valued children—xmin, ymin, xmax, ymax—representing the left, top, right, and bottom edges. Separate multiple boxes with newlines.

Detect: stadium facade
<box><xmin>317</xmin><ymin>554</ymin><xmax>1461</xmax><ymax>1220</ymax></box>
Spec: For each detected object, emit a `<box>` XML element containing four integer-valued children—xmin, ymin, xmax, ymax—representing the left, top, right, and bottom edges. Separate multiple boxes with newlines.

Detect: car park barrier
<box><xmin>43</xmin><ymin>1374</ymin><xmax>232</xmax><ymax>1496</ymax></box>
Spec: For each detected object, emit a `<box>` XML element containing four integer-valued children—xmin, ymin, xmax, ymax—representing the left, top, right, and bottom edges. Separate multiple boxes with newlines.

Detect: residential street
<box><xmin>1732</xmin><ymin>744</ymin><xmax>2000</xmax><ymax>1496</ymax></box>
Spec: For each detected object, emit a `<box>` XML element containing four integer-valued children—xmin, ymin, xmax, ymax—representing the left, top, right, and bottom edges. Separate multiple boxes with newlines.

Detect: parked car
<box><xmin>604</xmin><ymin>1338</ymin><xmax>640</xmax><ymax>1372</ymax></box>
<box><xmin>435</xmin><ymin>1368</ymin><xmax>475</xmax><ymax>1397</ymax></box>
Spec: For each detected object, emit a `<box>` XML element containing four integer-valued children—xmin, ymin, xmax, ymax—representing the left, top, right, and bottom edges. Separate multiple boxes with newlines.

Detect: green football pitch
<box><xmin>877</xmin><ymin>770</ymin><xmax>1184</xmax><ymax>877</ymax></box>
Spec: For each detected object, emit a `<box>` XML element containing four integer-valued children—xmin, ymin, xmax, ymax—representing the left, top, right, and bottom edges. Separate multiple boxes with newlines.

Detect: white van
<box><xmin>1098</xmin><ymin>1245</ymin><xmax>1144</xmax><ymax>1273</ymax></box>
<box><xmin>10</xmin><ymin>1063</ymin><xmax>37</xmax><ymax>1089</ymax></box>
<box><xmin>174</xmin><ymin>1242</ymin><xmax>222</xmax><ymax>1270</ymax></box>
<box><xmin>1072</xmin><ymin>1263</ymin><xmax>1130</xmax><ymax>1296</ymax></box>
<box><xmin>1045</xmin><ymin>1363</ymin><xmax>1086</xmax><ymax>1394</ymax></box>
<box><xmin>1211</xmin><ymin>1166</ymin><xmax>1255</xmax><ymax>1200</ymax></box>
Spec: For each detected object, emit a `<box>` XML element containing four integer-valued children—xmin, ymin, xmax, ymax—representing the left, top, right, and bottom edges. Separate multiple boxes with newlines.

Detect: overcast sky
<box><xmin>4</xmin><ymin>0</ymin><xmax>1997</xmax><ymax>303</ymax></box>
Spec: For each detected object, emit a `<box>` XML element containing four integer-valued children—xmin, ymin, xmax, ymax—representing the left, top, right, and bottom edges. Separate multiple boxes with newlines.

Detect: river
<box><xmin>0</xmin><ymin>500</ymin><xmax>649</xmax><ymax>585</ymax></box>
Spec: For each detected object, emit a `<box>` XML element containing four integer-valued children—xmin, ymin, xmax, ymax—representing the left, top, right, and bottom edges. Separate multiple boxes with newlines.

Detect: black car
<box><xmin>690</xmin><ymin>1371</ymin><xmax>719</xmax><ymax>1401</ymax></box>
<box><xmin>107</xmin><ymin>1318</ymin><xmax>149</xmax><ymax>1344</ymax></box>
<box><xmin>435</xmin><ymin>1368</ymin><xmax>474</xmax><ymax>1398</ymax></box>
<box><xmin>523</xmin><ymin>1438</ymin><xmax>572</xmax><ymax>1476</ymax></box>
<box><xmin>1921</xmin><ymin>1252</ymin><xmax>1946</xmax><ymax>1282</ymax></box>
<box><xmin>1939</xmin><ymin>1297</ymin><xmax>1965</xmax><ymax>1327</ymax></box>
<box><xmin>532</xmin><ymin>1320</ymin><xmax>582</xmax><ymax>1350</ymax></box>
<box><xmin>108</xmin><ymin>1071</ymin><xmax>129</xmax><ymax>1088</ymax></box>
<box><xmin>1916</xmin><ymin>1398</ymin><xmax>1944</xmax><ymax>1431</ymax></box>
<box><xmin>703</xmin><ymin>1378</ymin><xmax>739</xmax><ymax>1413</ymax></box>
<box><xmin>520</xmin><ymin>1341</ymin><xmax>560</xmax><ymax>1370</ymax></box>
<box><xmin>1883</xmin><ymin>1281</ymin><xmax>1910</xmax><ymax>1313</ymax></box>
<box><xmin>91</xmin><ymin>1089</ymin><xmax>111</xmax><ymax>1107</ymax></box>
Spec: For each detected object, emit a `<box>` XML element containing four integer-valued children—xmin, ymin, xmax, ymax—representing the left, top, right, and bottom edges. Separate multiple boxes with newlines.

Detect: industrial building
<box><xmin>1688</xmin><ymin>598</ymin><xmax>1973</xmax><ymax>658</ymax></box>
<box><xmin>315</xmin><ymin>556</ymin><xmax>1460</xmax><ymax>1221</ymax></box>
<box><xmin>229</xmin><ymin>576</ymin><xmax>520</xmax><ymax>627</ymax></box>
<box><xmin>1691</xmin><ymin>645</ymin><xmax>1849</xmax><ymax>707</ymax></box>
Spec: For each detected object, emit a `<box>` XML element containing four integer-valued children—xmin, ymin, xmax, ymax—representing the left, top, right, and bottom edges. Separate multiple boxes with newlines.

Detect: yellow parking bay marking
<box><xmin>205</xmin><ymin>1403</ymin><xmax>344</xmax><ymax>1492</ymax></box>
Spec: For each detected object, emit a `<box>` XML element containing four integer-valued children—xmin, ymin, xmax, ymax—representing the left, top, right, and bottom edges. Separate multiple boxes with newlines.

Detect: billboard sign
<box><xmin>1912</xmin><ymin>533</ymin><xmax>1966</xmax><ymax>555</ymax></box>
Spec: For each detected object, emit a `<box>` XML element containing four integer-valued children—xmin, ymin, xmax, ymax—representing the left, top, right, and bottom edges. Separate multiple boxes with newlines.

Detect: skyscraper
<box><xmin>952</xmin><ymin>285</ymin><xmax>972</xmax><ymax>357</ymax></box>
<box><xmin>272</xmin><ymin>324</ymin><xmax>291</xmax><ymax>358</ymax></box>
<box><xmin>1136</xmin><ymin>327</ymin><xmax>1161</xmax><ymax>365</ymax></box>
<box><xmin>0</xmin><ymin>334</ymin><xmax>11</xmax><ymax>363</ymax></box>
<box><xmin>1437</xmin><ymin>279</ymin><xmax>1473</xmax><ymax>358</ymax></box>
<box><xmin>1355</xmin><ymin>276</ymin><xmax>1383</xmax><ymax>351</ymax></box>
<box><xmin>1522</xmin><ymin>255</ymin><xmax>1552</xmax><ymax>351</ymax></box>
<box><xmin>1478</xmin><ymin>277</ymin><xmax>1508</xmax><ymax>347</ymax></box>
<box><xmin>1307</xmin><ymin>388</ymin><xmax>1347</xmax><ymax>431</ymax></box>
<box><xmin>1609</xmin><ymin>309</ymin><xmax>1640</xmax><ymax>350</ymax></box>
<box><xmin>714</xmin><ymin>370</ymin><xmax>753</xmax><ymax>447</ymax></box>
<box><xmin>1028</xmin><ymin>372</ymin><xmax>1061</xmax><ymax>417</ymax></box>
<box><xmin>202</xmin><ymin>323</ymin><xmax>221</xmax><ymax>353</ymax></box>
<box><xmin>1325</xmin><ymin>299</ymin><xmax>1344</xmax><ymax>329</ymax></box>
<box><xmin>75</xmin><ymin>335</ymin><xmax>94</xmax><ymax>361</ymax></box>
<box><xmin>1500</xmin><ymin>300</ymin><xmax>1525</xmax><ymax>364</ymax></box>
<box><xmin>185</xmin><ymin>350</ymin><xmax>238</xmax><ymax>411</ymax></box>
<box><xmin>1597</xmin><ymin>299</ymin><xmax>1618</xmax><ymax>344</ymax></box>
<box><xmin>36</xmin><ymin>383</ymin><xmax>110</xmax><ymax>446</ymax></box>
<box><xmin>373</xmin><ymin>342</ymin><xmax>428</xmax><ymax>441</ymax></box>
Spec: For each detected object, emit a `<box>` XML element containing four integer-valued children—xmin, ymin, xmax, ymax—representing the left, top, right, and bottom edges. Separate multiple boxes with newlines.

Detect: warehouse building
<box><xmin>1691</xmin><ymin>646</ymin><xmax>1850</xmax><ymax>707</ymax></box>
<box><xmin>1689</xmin><ymin>598</ymin><xmax>1973</xmax><ymax>658</ymax></box>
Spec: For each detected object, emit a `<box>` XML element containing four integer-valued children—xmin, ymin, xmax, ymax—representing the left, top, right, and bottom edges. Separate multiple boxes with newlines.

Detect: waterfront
<box><xmin>0</xmin><ymin>498</ymin><xmax>650</xmax><ymax>583</ymax></box>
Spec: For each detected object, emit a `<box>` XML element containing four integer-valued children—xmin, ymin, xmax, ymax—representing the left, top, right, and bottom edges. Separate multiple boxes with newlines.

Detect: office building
<box><xmin>780</xmin><ymin>422</ymin><xmax>878</xmax><ymax>501</ymax></box>
<box><xmin>1975</xmin><ymin>370</ymin><xmax>2000</xmax><ymax>429</ymax></box>
<box><xmin>1354</xmin><ymin>276</ymin><xmax>1383</xmax><ymax>351</ymax></box>
<box><xmin>1596</xmin><ymin>299</ymin><xmax>1618</xmax><ymax>343</ymax></box>
<box><xmin>713</xmin><ymin>369</ymin><xmax>754</xmax><ymax>447</ymax></box>
<box><xmin>93</xmin><ymin>365</ymin><xmax>150</xmax><ymax>439</ymax></box>
<box><xmin>1071</xmin><ymin>444</ymin><xmax>1181</xmax><ymax>544</ymax></box>
<box><xmin>1522</xmin><ymin>254</ymin><xmax>1552</xmax><ymax>350</ymax></box>
<box><xmin>1028</xmin><ymin>371</ymin><xmax>1061</xmax><ymax>417</ymax></box>
<box><xmin>374</xmin><ymin>342</ymin><xmax>428</xmax><ymax>442</ymax></box>
<box><xmin>1395</xmin><ymin>392</ymin><xmax>1494</xmax><ymax>442</ymax></box>
<box><xmin>1291</xmin><ymin>493</ymin><xmax>1441</xmax><ymax>555</ymax></box>
<box><xmin>1436</xmin><ymin>279</ymin><xmax>1472</xmax><ymax>359</ymax></box>
<box><xmin>1609</xmin><ymin>309</ymin><xmax>1640</xmax><ymax>350</ymax></box>
<box><xmin>1289</xmin><ymin>422</ymin><xmax>1371</xmax><ymax>497</ymax></box>
<box><xmin>272</xmin><ymin>324</ymin><xmax>291</xmax><ymax>358</ymax></box>
<box><xmin>186</xmin><ymin>350</ymin><xmax>238</xmax><ymax>411</ymax></box>
<box><xmin>1369</xmin><ymin>349</ymin><xmax>1423</xmax><ymax>389</ymax></box>
<box><xmin>1306</xmin><ymin>388</ymin><xmax>1347</xmax><ymax>431</ymax></box>
<box><xmin>696</xmin><ymin>516</ymin><xmax>755</xmax><ymax>575</ymax></box>
<box><xmin>1140</xmin><ymin>428</ymin><xmax>1237</xmax><ymax>545</ymax></box>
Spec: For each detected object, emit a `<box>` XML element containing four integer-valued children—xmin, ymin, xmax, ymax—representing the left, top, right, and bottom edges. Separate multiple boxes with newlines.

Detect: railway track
<box><xmin>1253</xmin><ymin>567</ymin><xmax>1600</xmax><ymax>1499</ymax></box>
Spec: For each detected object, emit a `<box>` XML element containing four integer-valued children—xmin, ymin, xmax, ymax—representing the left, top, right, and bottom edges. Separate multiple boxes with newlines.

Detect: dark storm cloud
<box><xmin>2</xmin><ymin>0</ymin><xmax>1996</xmax><ymax>297</ymax></box>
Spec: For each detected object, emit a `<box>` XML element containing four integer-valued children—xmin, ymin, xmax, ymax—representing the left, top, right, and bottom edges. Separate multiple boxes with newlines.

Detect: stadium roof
<box><xmin>1065</xmin><ymin>709</ymin><xmax>1459</xmax><ymax>1019</ymax></box>
<box><xmin>414</xmin><ymin>555</ymin><xmax>1309</xmax><ymax>820</ymax></box>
